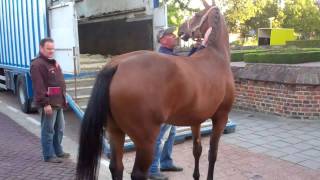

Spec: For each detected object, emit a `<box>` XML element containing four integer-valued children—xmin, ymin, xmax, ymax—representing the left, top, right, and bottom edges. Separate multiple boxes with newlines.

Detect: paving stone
<box><xmin>298</xmin><ymin>160</ymin><xmax>320</xmax><ymax>170</ymax></box>
<box><xmin>0</xmin><ymin>112</ymin><xmax>76</xmax><ymax>180</ymax></box>
<box><xmin>264</xmin><ymin>150</ymin><xmax>288</xmax><ymax>158</ymax></box>
<box><xmin>282</xmin><ymin>137</ymin><xmax>303</xmax><ymax>144</ymax></box>
<box><xmin>274</xmin><ymin>132</ymin><xmax>293</xmax><ymax>139</ymax></box>
<box><xmin>253</xmin><ymin>130</ymin><xmax>275</xmax><ymax>136</ymax></box>
<box><xmin>278</xmin><ymin>146</ymin><xmax>302</xmax><ymax>154</ymax></box>
<box><xmin>306</xmin><ymin>139</ymin><xmax>320</xmax><ymax>147</ymax></box>
<box><xmin>237</xmin><ymin>129</ymin><xmax>255</xmax><ymax>135</ymax></box>
<box><xmin>236</xmin><ymin>141</ymin><xmax>257</xmax><ymax>149</ymax></box>
<box><xmin>240</xmin><ymin>134</ymin><xmax>263</xmax><ymax>140</ymax></box>
<box><xmin>248</xmin><ymin>146</ymin><xmax>269</xmax><ymax>154</ymax></box>
<box><xmin>296</xmin><ymin>134</ymin><xmax>316</xmax><ymax>141</ymax></box>
<box><xmin>308</xmin><ymin>131</ymin><xmax>320</xmax><ymax>138</ymax></box>
<box><xmin>248</xmin><ymin>138</ymin><xmax>268</xmax><ymax>146</ymax></box>
<box><xmin>280</xmin><ymin>154</ymin><xmax>308</xmax><ymax>164</ymax></box>
<box><xmin>292</xmin><ymin>143</ymin><xmax>315</xmax><ymax>150</ymax></box>
<box><xmin>270</xmin><ymin>140</ymin><xmax>291</xmax><ymax>148</ymax></box>
<box><xmin>287</xmin><ymin>130</ymin><xmax>306</xmax><ymax>136</ymax></box>
<box><xmin>300</xmin><ymin>149</ymin><xmax>320</xmax><ymax>158</ymax></box>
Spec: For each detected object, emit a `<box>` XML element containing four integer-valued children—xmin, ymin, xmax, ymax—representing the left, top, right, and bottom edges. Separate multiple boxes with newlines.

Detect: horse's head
<box><xmin>178</xmin><ymin>0</ymin><xmax>228</xmax><ymax>48</ymax></box>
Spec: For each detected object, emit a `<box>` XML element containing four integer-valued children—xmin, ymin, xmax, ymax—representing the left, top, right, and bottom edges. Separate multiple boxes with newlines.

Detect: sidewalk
<box><xmin>122</xmin><ymin>111</ymin><xmax>320</xmax><ymax>180</ymax></box>
<box><xmin>231</xmin><ymin>61</ymin><xmax>320</xmax><ymax>67</ymax></box>
<box><xmin>0</xmin><ymin>112</ymin><xmax>76</xmax><ymax>180</ymax></box>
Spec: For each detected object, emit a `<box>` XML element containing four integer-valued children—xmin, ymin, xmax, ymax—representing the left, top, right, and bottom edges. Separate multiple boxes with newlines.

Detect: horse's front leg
<box><xmin>207</xmin><ymin>113</ymin><xmax>228</xmax><ymax>180</ymax></box>
<box><xmin>191</xmin><ymin>125</ymin><xmax>202</xmax><ymax>180</ymax></box>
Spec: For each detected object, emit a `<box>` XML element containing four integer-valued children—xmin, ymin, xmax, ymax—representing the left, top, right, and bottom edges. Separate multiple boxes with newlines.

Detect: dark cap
<box><xmin>157</xmin><ymin>27</ymin><xmax>176</xmax><ymax>42</ymax></box>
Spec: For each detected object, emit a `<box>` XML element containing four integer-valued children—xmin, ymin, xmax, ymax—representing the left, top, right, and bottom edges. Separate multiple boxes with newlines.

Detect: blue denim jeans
<box><xmin>149</xmin><ymin>124</ymin><xmax>176</xmax><ymax>174</ymax></box>
<box><xmin>40</xmin><ymin>108</ymin><xmax>65</xmax><ymax>160</ymax></box>
<box><xmin>103</xmin><ymin>137</ymin><xmax>111</xmax><ymax>156</ymax></box>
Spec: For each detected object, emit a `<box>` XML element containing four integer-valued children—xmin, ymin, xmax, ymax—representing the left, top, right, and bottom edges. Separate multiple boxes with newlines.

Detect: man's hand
<box><xmin>193</xmin><ymin>39</ymin><xmax>202</xmax><ymax>49</ymax></box>
<box><xmin>44</xmin><ymin>105</ymin><xmax>53</xmax><ymax>115</ymax></box>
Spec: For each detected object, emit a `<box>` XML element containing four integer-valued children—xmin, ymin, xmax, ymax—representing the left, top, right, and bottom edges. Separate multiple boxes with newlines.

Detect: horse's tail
<box><xmin>76</xmin><ymin>66</ymin><xmax>118</xmax><ymax>180</ymax></box>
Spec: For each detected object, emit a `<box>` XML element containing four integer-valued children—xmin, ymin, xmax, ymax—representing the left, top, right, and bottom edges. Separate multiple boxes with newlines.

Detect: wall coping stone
<box><xmin>232</xmin><ymin>64</ymin><xmax>320</xmax><ymax>85</ymax></box>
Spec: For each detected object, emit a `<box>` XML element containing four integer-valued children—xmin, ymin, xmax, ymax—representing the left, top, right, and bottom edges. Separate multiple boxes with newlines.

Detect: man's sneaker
<box><xmin>148</xmin><ymin>172</ymin><xmax>168</xmax><ymax>180</ymax></box>
<box><xmin>160</xmin><ymin>165</ymin><xmax>183</xmax><ymax>172</ymax></box>
<box><xmin>57</xmin><ymin>152</ymin><xmax>70</xmax><ymax>159</ymax></box>
<box><xmin>44</xmin><ymin>157</ymin><xmax>63</xmax><ymax>163</ymax></box>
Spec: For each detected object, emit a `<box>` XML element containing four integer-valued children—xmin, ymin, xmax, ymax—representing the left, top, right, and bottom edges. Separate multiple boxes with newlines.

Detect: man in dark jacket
<box><xmin>30</xmin><ymin>38</ymin><xmax>69</xmax><ymax>163</ymax></box>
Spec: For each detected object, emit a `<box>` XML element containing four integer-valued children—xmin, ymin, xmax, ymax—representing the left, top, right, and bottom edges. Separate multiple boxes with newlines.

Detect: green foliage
<box><xmin>164</xmin><ymin>0</ymin><xmax>320</xmax><ymax>39</ymax></box>
<box><xmin>231</xmin><ymin>49</ymin><xmax>269</xmax><ymax>62</ymax></box>
<box><xmin>282</xmin><ymin>0</ymin><xmax>320</xmax><ymax>39</ymax></box>
<box><xmin>224</xmin><ymin>0</ymin><xmax>256</xmax><ymax>33</ymax></box>
<box><xmin>223</xmin><ymin>0</ymin><xmax>320</xmax><ymax>38</ymax></box>
<box><xmin>286</xmin><ymin>40</ymin><xmax>320</xmax><ymax>48</ymax></box>
<box><xmin>244</xmin><ymin>49</ymin><xmax>320</xmax><ymax>64</ymax></box>
<box><xmin>162</xmin><ymin>0</ymin><xmax>200</xmax><ymax>27</ymax></box>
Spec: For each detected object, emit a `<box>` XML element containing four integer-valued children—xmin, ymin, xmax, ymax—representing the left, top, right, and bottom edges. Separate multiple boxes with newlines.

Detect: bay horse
<box><xmin>76</xmin><ymin>1</ymin><xmax>234</xmax><ymax>179</ymax></box>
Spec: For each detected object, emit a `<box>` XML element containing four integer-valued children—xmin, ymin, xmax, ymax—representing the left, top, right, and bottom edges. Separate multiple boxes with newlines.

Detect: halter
<box><xmin>190</xmin><ymin>6</ymin><xmax>217</xmax><ymax>33</ymax></box>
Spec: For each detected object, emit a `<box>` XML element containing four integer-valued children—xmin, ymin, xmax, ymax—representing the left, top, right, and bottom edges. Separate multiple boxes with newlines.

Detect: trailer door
<box><xmin>49</xmin><ymin>2</ymin><xmax>79</xmax><ymax>74</ymax></box>
<box><xmin>153</xmin><ymin>5</ymin><xmax>167</xmax><ymax>50</ymax></box>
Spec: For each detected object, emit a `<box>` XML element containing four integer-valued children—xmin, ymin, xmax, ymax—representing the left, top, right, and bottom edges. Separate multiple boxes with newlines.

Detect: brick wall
<box><xmin>233</xmin><ymin>79</ymin><xmax>320</xmax><ymax>119</ymax></box>
<box><xmin>232</xmin><ymin>64</ymin><xmax>320</xmax><ymax>120</ymax></box>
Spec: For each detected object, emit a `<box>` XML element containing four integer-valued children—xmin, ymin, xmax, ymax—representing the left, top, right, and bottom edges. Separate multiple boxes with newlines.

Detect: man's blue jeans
<box><xmin>40</xmin><ymin>108</ymin><xmax>65</xmax><ymax>160</ymax></box>
<box><xmin>149</xmin><ymin>124</ymin><xmax>176</xmax><ymax>174</ymax></box>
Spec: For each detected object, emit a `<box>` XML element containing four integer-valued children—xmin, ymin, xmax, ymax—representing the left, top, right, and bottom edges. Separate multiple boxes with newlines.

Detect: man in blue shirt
<box><xmin>149</xmin><ymin>26</ymin><xmax>211</xmax><ymax>180</ymax></box>
<box><xmin>148</xmin><ymin>27</ymin><xmax>183</xmax><ymax>180</ymax></box>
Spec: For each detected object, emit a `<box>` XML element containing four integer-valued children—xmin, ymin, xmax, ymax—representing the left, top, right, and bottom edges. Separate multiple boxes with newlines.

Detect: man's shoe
<box><xmin>57</xmin><ymin>152</ymin><xmax>70</xmax><ymax>159</ymax></box>
<box><xmin>160</xmin><ymin>165</ymin><xmax>183</xmax><ymax>172</ymax></box>
<box><xmin>44</xmin><ymin>157</ymin><xmax>63</xmax><ymax>163</ymax></box>
<box><xmin>148</xmin><ymin>172</ymin><xmax>168</xmax><ymax>180</ymax></box>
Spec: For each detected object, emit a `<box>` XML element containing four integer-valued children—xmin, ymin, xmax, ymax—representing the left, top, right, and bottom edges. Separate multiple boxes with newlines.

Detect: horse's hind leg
<box><xmin>131</xmin><ymin>144</ymin><xmax>155</xmax><ymax>180</ymax></box>
<box><xmin>191</xmin><ymin>125</ymin><xmax>202</xmax><ymax>180</ymax></box>
<box><xmin>108</xmin><ymin>121</ymin><xmax>125</xmax><ymax>180</ymax></box>
<box><xmin>207</xmin><ymin>112</ymin><xmax>228</xmax><ymax>180</ymax></box>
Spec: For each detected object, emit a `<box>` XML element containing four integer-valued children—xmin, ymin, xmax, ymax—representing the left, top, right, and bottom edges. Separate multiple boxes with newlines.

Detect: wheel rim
<box><xmin>19</xmin><ymin>84</ymin><xmax>26</xmax><ymax>105</ymax></box>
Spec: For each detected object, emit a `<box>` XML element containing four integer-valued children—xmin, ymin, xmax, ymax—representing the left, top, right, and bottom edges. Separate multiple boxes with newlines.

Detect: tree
<box><xmin>160</xmin><ymin>0</ymin><xmax>200</xmax><ymax>27</ymax></box>
<box><xmin>243</xmin><ymin>0</ymin><xmax>282</xmax><ymax>36</ymax></box>
<box><xmin>224</xmin><ymin>0</ymin><xmax>256</xmax><ymax>33</ymax></box>
<box><xmin>282</xmin><ymin>0</ymin><xmax>320</xmax><ymax>39</ymax></box>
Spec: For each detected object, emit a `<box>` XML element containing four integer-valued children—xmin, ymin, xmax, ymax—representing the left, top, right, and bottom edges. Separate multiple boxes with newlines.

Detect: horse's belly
<box><xmin>166</xmin><ymin>115</ymin><xmax>208</xmax><ymax>126</ymax></box>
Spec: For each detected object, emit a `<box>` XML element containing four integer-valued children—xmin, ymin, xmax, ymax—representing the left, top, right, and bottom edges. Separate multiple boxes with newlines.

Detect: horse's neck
<box><xmin>207</xmin><ymin>33</ymin><xmax>229</xmax><ymax>60</ymax></box>
<box><xmin>206</xmin><ymin>11</ymin><xmax>230</xmax><ymax>59</ymax></box>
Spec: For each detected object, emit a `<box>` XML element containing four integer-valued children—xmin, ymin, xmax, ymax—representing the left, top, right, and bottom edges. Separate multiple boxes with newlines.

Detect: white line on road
<box><xmin>101</xmin><ymin>159</ymin><xmax>110</xmax><ymax>167</ymax></box>
<box><xmin>7</xmin><ymin>105</ymin><xmax>19</xmax><ymax>113</ymax></box>
<box><xmin>0</xmin><ymin>100</ymin><xmax>2</xmax><ymax>103</ymax></box>
<box><xmin>26</xmin><ymin>117</ymin><xmax>41</xmax><ymax>126</ymax></box>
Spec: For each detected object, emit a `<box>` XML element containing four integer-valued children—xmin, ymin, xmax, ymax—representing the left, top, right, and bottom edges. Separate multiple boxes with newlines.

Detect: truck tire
<box><xmin>17</xmin><ymin>76</ymin><xmax>33</xmax><ymax>113</ymax></box>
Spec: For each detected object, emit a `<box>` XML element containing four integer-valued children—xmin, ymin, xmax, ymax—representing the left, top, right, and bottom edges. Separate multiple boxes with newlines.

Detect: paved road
<box><xmin>0</xmin><ymin>111</ymin><xmax>76</xmax><ymax>180</ymax></box>
<box><xmin>1</xmin><ymin>90</ymin><xmax>320</xmax><ymax>179</ymax></box>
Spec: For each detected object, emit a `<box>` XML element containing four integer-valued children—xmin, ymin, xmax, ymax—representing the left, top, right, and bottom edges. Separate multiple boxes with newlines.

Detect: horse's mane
<box><xmin>208</xmin><ymin>7</ymin><xmax>221</xmax><ymax>46</ymax></box>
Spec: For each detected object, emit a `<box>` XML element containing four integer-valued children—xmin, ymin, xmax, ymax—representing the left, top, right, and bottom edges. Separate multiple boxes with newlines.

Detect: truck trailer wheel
<box><xmin>17</xmin><ymin>76</ymin><xmax>33</xmax><ymax>113</ymax></box>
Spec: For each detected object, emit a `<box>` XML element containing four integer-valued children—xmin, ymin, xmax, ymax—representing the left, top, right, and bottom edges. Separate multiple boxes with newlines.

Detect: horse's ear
<box><xmin>201</xmin><ymin>0</ymin><xmax>210</xmax><ymax>9</ymax></box>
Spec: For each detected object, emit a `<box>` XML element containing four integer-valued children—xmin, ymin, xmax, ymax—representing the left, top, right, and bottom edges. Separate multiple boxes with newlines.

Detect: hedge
<box><xmin>244</xmin><ymin>51</ymin><xmax>320</xmax><ymax>64</ymax></box>
<box><xmin>286</xmin><ymin>40</ymin><xmax>320</xmax><ymax>48</ymax></box>
<box><xmin>231</xmin><ymin>49</ymin><xmax>268</xmax><ymax>62</ymax></box>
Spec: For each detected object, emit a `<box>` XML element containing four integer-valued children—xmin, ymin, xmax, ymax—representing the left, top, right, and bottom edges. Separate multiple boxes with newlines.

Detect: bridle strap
<box><xmin>191</xmin><ymin>6</ymin><xmax>216</xmax><ymax>33</ymax></box>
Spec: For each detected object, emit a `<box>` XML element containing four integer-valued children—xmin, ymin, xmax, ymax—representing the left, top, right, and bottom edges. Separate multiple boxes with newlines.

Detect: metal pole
<box><xmin>73</xmin><ymin>47</ymin><xmax>78</xmax><ymax>103</ymax></box>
